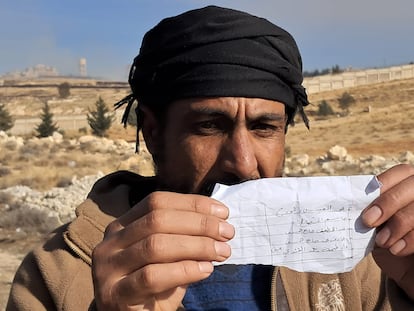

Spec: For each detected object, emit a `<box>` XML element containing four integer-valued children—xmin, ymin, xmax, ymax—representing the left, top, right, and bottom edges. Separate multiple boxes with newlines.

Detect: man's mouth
<box><xmin>199</xmin><ymin>177</ymin><xmax>251</xmax><ymax>196</ymax></box>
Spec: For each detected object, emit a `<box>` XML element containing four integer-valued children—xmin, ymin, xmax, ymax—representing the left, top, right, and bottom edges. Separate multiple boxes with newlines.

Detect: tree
<box><xmin>317</xmin><ymin>100</ymin><xmax>334</xmax><ymax>116</ymax></box>
<box><xmin>87</xmin><ymin>97</ymin><xmax>114</xmax><ymax>137</ymax></box>
<box><xmin>331</xmin><ymin>64</ymin><xmax>342</xmax><ymax>74</ymax></box>
<box><xmin>35</xmin><ymin>102</ymin><xmax>59</xmax><ymax>137</ymax></box>
<box><xmin>338</xmin><ymin>92</ymin><xmax>356</xmax><ymax>111</ymax></box>
<box><xmin>0</xmin><ymin>104</ymin><xmax>14</xmax><ymax>131</ymax></box>
<box><xmin>58</xmin><ymin>82</ymin><xmax>71</xmax><ymax>98</ymax></box>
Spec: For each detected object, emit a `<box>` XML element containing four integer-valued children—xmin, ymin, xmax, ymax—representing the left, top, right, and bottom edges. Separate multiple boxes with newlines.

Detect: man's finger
<box><xmin>375</xmin><ymin>201</ymin><xmax>414</xmax><ymax>250</ymax></box>
<box><xmin>113</xmin><ymin>261</ymin><xmax>214</xmax><ymax>305</ymax></box>
<box><xmin>115</xmin><ymin>191</ymin><xmax>229</xmax><ymax>228</ymax></box>
<box><xmin>376</xmin><ymin>164</ymin><xmax>414</xmax><ymax>193</ymax></box>
<box><xmin>362</xmin><ymin>164</ymin><xmax>414</xmax><ymax>227</ymax></box>
<box><xmin>105</xmin><ymin>208</ymin><xmax>234</xmax><ymax>248</ymax></box>
<box><xmin>108</xmin><ymin>234</ymin><xmax>231</xmax><ymax>275</ymax></box>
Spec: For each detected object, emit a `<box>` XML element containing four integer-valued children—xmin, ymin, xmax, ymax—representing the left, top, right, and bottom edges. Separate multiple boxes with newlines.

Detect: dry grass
<box><xmin>0</xmin><ymin>124</ymin><xmax>144</xmax><ymax>190</ymax></box>
<box><xmin>286</xmin><ymin>78</ymin><xmax>414</xmax><ymax>157</ymax></box>
<box><xmin>1</xmin><ymin>77</ymin><xmax>414</xmax><ymax>191</ymax></box>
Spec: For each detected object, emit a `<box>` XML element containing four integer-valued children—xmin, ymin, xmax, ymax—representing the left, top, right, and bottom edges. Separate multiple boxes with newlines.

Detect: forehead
<box><xmin>168</xmin><ymin>97</ymin><xmax>286</xmax><ymax>119</ymax></box>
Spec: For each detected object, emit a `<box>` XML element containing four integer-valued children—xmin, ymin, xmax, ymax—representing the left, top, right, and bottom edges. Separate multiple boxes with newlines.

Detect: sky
<box><xmin>1</xmin><ymin>0</ymin><xmax>413</xmax><ymax>81</ymax></box>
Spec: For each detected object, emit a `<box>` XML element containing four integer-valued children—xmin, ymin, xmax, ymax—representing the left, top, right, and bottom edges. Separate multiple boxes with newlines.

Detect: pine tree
<box><xmin>0</xmin><ymin>104</ymin><xmax>14</xmax><ymax>131</ymax></box>
<box><xmin>87</xmin><ymin>97</ymin><xmax>114</xmax><ymax>137</ymax></box>
<box><xmin>35</xmin><ymin>102</ymin><xmax>59</xmax><ymax>137</ymax></box>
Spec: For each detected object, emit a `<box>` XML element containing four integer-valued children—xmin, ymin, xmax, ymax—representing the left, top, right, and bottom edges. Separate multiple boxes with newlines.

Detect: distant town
<box><xmin>2</xmin><ymin>61</ymin><xmax>414</xmax><ymax>95</ymax></box>
<box><xmin>1</xmin><ymin>58</ymin><xmax>89</xmax><ymax>80</ymax></box>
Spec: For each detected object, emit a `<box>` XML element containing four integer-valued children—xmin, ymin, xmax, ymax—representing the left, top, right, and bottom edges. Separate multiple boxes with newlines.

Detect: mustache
<box><xmin>199</xmin><ymin>175</ymin><xmax>258</xmax><ymax>196</ymax></box>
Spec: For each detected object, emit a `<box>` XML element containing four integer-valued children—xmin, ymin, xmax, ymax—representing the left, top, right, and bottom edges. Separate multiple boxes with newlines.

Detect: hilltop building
<box><xmin>79</xmin><ymin>58</ymin><xmax>87</xmax><ymax>77</ymax></box>
<box><xmin>2</xmin><ymin>64</ymin><xmax>59</xmax><ymax>79</ymax></box>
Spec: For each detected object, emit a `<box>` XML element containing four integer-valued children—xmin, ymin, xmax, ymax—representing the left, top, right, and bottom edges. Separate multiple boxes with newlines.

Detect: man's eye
<box><xmin>193</xmin><ymin>120</ymin><xmax>222</xmax><ymax>134</ymax></box>
<box><xmin>199</xmin><ymin>121</ymin><xmax>218</xmax><ymax>129</ymax></box>
<box><xmin>251</xmin><ymin>123</ymin><xmax>283</xmax><ymax>136</ymax></box>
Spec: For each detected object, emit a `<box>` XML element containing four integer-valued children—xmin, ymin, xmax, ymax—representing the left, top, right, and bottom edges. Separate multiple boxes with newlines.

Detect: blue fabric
<box><xmin>182</xmin><ymin>265</ymin><xmax>273</xmax><ymax>311</ymax></box>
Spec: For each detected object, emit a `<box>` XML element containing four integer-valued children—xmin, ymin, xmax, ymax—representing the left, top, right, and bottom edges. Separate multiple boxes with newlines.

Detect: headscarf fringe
<box><xmin>114</xmin><ymin>94</ymin><xmax>136</xmax><ymax>127</ymax></box>
<box><xmin>114</xmin><ymin>93</ymin><xmax>142</xmax><ymax>153</ymax></box>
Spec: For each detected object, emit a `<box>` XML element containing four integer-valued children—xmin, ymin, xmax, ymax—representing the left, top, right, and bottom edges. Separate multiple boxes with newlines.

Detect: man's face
<box><xmin>152</xmin><ymin>97</ymin><xmax>286</xmax><ymax>195</ymax></box>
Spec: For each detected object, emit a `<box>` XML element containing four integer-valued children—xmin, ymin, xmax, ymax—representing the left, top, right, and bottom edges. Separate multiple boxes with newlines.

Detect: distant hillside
<box><xmin>287</xmin><ymin>78</ymin><xmax>414</xmax><ymax>157</ymax></box>
<box><xmin>0</xmin><ymin>76</ymin><xmax>413</xmax><ymax>157</ymax></box>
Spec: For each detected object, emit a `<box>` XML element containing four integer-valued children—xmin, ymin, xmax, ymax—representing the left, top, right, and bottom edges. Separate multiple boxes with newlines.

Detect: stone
<box><xmin>399</xmin><ymin>151</ymin><xmax>414</xmax><ymax>164</ymax></box>
<box><xmin>290</xmin><ymin>154</ymin><xmax>310</xmax><ymax>167</ymax></box>
<box><xmin>327</xmin><ymin>145</ymin><xmax>348</xmax><ymax>161</ymax></box>
<box><xmin>52</xmin><ymin>131</ymin><xmax>63</xmax><ymax>143</ymax></box>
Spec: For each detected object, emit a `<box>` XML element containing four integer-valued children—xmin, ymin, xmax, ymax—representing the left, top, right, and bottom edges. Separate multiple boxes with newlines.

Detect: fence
<box><xmin>7</xmin><ymin>64</ymin><xmax>414</xmax><ymax>135</ymax></box>
<box><xmin>303</xmin><ymin>64</ymin><xmax>414</xmax><ymax>94</ymax></box>
<box><xmin>10</xmin><ymin>110</ymin><xmax>125</xmax><ymax>136</ymax></box>
<box><xmin>11</xmin><ymin>115</ymin><xmax>89</xmax><ymax>136</ymax></box>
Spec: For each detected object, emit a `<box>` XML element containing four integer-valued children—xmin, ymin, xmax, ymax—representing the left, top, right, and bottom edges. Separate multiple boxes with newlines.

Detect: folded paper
<box><xmin>211</xmin><ymin>175</ymin><xmax>381</xmax><ymax>273</ymax></box>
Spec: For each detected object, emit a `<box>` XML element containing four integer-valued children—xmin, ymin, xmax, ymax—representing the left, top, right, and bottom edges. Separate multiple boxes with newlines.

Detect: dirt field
<box><xmin>1</xmin><ymin>76</ymin><xmax>413</xmax><ymax>309</ymax></box>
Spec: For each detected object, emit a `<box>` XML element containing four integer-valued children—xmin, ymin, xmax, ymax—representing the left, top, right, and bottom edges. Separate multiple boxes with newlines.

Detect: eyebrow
<box><xmin>185</xmin><ymin>107</ymin><xmax>286</xmax><ymax>122</ymax></box>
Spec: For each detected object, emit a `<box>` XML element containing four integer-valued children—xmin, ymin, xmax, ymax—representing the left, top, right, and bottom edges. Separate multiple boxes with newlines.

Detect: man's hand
<box><xmin>361</xmin><ymin>164</ymin><xmax>414</xmax><ymax>299</ymax></box>
<box><xmin>92</xmin><ymin>191</ymin><xmax>235</xmax><ymax>311</ymax></box>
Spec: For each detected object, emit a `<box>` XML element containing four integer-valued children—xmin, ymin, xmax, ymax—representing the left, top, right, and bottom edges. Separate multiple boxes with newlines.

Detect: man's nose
<box><xmin>220</xmin><ymin>128</ymin><xmax>259</xmax><ymax>180</ymax></box>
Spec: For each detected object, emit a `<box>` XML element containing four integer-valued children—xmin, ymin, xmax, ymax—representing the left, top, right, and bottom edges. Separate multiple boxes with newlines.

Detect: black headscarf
<box><xmin>115</xmin><ymin>5</ymin><xmax>309</xmax><ymax>151</ymax></box>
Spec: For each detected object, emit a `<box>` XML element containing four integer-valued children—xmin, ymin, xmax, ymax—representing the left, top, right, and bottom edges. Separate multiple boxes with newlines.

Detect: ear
<box><xmin>140</xmin><ymin>105</ymin><xmax>161</xmax><ymax>156</ymax></box>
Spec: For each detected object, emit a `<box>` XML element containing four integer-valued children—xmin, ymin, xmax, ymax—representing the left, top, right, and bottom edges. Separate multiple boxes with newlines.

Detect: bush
<box><xmin>338</xmin><ymin>92</ymin><xmax>356</xmax><ymax>111</ymax></box>
<box><xmin>35</xmin><ymin>102</ymin><xmax>59</xmax><ymax>137</ymax></box>
<box><xmin>87</xmin><ymin>97</ymin><xmax>114</xmax><ymax>137</ymax></box>
<box><xmin>58</xmin><ymin>82</ymin><xmax>71</xmax><ymax>98</ymax></box>
<box><xmin>0</xmin><ymin>103</ymin><xmax>14</xmax><ymax>131</ymax></box>
<box><xmin>78</xmin><ymin>127</ymin><xmax>88</xmax><ymax>134</ymax></box>
<box><xmin>285</xmin><ymin>145</ymin><xmax>292</xmax><ymax>158</ymax></box>
<box><xmin>56</xmin><ymin>176</ymin><xmax>73</xmax><ymax>188</ymax></box>
<box><xmin>317</xmin><ymin>100</ymin><xmax>335</xmax><ymax>116</ymax></box>
<box><xmin>0</xmin><ymin>166</ymin><xmax>11</xmax><ymax>177</ymax></box>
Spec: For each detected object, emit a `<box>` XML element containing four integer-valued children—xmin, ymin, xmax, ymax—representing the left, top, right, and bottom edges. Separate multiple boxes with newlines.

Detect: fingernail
<box><xmin>211</xmin><ymin>204</ymin><xmax>228</xmax><ymax>218</ymax></box>
<box><xmin>375</xmin><ymin>227</ymin><xmax>391</xmax><ymax>246</ymax></box>
<box><xmin>390</xmin><ymin>239</ymin><xmax>406</xmax><ymax>255</ymax></box>
<box><xmin>363</xmin><ymin>205</ymin><xmax>382</xmax><ymax>226</ymax></box>
<box><xmin>219</xmin><ymin>222</ymin><xmax>234</xmax><ymax>239</ymax></box>
<box><xmin>214</xmin><ymin>241</ymin><xmax>231</xmax><ymax>258</ymax></box>
<box><xmin>198</xmin><ymin>261</ymin><xmax>214</xmax><ymax>273</ymax></box>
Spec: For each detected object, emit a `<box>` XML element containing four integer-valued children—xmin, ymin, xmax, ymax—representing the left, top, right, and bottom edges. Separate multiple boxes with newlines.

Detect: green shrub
<box><xmin>35</xmin><ymin>102</ymin><xmax>59</xmax><ymax>137</ymax></box>
<box><xmin>0</xmin><ymin>104</ymin><xmax>14</xmax><ymax>131</ymax></box>
<box><xmin>87</xmin><ymin>97</ymin><xmax>114</xmax><ymax>137</ymax></box>
<box><xmin>57</xmin><ymin>82</ymin><xmax>71</xmax><ymax>98</ymax></box>
<box><xmin>338</xmin><ymin>92</ymin><xmax>356</xmax><ymax>111</ymax></box>
<box><xmin>78</xmin><ymin>127</ymin><xmax>88</xmax><ymax>134</ymax></box>
<box><xmin>317</xmin><ymin>100</ymin><xmax>335</xmax><ymax>116</ymax></box>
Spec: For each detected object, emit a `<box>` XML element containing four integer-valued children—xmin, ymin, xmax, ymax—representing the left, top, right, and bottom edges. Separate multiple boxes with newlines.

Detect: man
<box><xmin>7</xmin><ymin>5</ymin><xmax>414</xmax><ymax>311</ymax></box>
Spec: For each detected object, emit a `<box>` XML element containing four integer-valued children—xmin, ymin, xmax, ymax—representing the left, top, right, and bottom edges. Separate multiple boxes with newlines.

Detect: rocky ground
<box><xmin>1</xmin><ymin>131</ymin><xmax>413</xmax><ymax>308</ymax></box>
<box><xmin>1</xmin><ymin>77</ymin><xmax>414</xmax><ymax>309</ymax></box>
<box><xmin>0</xmin><ymin>171</ymin><xmax>104</xmax><ymax>309</ymax></box>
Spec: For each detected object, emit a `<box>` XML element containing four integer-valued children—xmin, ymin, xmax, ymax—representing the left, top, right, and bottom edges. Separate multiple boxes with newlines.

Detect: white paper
<box><xmin>211</xmin><ymin>175</ymin><xmax>381</xmax><ymax>274</ymax></box>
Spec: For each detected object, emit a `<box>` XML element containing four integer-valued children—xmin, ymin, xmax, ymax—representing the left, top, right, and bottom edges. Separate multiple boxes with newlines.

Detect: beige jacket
<box><xmin>7</xmin><ymin>171</ymin><xmax>414</xmax><ymax>310</ymax></box>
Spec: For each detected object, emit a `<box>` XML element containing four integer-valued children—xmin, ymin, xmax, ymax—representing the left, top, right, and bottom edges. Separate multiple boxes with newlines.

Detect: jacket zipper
<box><xmin>63</xmin><ymin>232</ymin><xmax>92</xmax><ymax>265</ymax></box>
